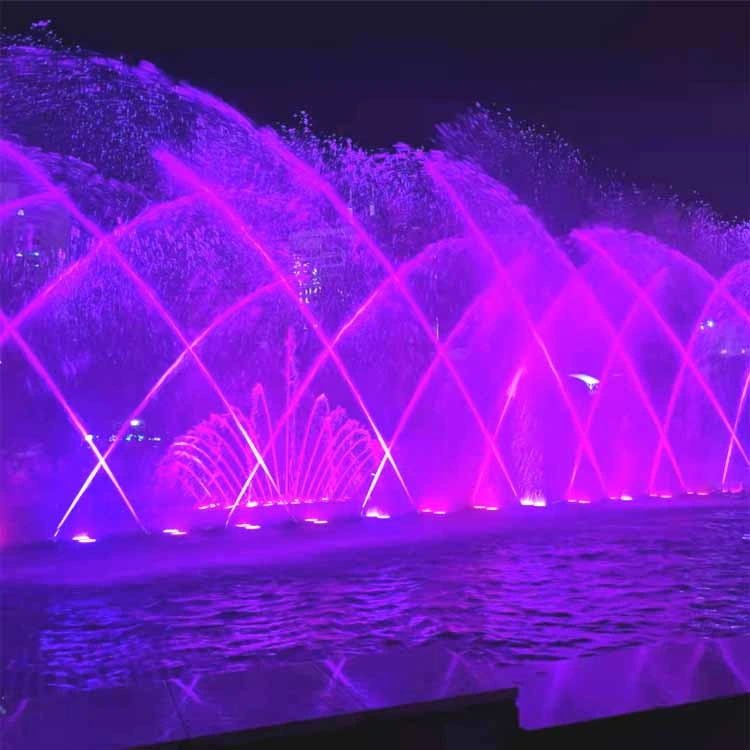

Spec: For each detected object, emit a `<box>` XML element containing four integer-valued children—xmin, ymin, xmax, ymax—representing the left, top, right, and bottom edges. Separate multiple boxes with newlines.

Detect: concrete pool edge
<box><xmin>1</xmin><ymin>635</ymin><xmax>748</xmax><ymax>749</ymax></box>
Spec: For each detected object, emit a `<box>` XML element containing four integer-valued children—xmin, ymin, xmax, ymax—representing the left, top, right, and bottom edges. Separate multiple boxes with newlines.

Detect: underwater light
<box><xmin>365</xmin><ymin>509</ymin><xmax>390</xmax><ymax>519</ymax></box>
<box><xmin>72</xmin><ymin>533</ymin><xmax>96</xmax><ymax>544</ymax></box>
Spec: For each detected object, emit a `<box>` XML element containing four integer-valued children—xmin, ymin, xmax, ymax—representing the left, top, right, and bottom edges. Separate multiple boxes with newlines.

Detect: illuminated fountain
<box><xmin>157</xmin><ymin>329</ymin><xmax>378</xmax><ymax>527</ymax></box>
<box><xmin>0</xmin><ymin>41</ymin><xmax>747</xmax><ymax>546</ymax></box>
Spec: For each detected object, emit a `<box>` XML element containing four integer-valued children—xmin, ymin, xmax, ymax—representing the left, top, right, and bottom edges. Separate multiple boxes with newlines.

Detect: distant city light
<box><xmin>236</xmin><ymin>523</ymin><xmax>261</xmax><ymax>530</ymax></box>
<box><xmin>620</xmin><ymin>494</ymin><xmax>633</xmax><ymax>502</ymax></box>
<box><xmin>130</xmin><ymin>419</ymin><xmax>142</xmax><ymax>427</ymax></box>
<box><xmin>163</xmin><ymin>528</ymin><xmax>187</xmax><ymax>536</ymax></box>
<box><xmin>706</xmin><ymin>319</ymin><xmax>715</xmax><ymax>328</ymax></box>
<box><xmin>72</xmin><ymin>533</ymin><xmax>96</xmax><ymax>544</ymax></box>
<box><xmin>304</xmin><ymin>517</ymin><xmax>328</xmax><ymax>525</ymax></box>
<box><xmin>569</xmin><ymin>373</ymin><xmax>600</xmax><ymax>392</ymax></box>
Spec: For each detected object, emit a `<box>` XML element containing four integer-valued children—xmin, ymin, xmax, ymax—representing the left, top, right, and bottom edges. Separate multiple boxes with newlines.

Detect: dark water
<box><xmin>2</xmin><ymin>501</ymin><xmax>748</xmax><ymax>696</ymax></box>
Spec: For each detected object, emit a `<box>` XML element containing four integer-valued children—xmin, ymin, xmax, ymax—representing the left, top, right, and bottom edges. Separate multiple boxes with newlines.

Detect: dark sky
<box><xmin>3</xmin><ymin>1</ymin><xmax>749</xmax><ymax>219</ymax></box>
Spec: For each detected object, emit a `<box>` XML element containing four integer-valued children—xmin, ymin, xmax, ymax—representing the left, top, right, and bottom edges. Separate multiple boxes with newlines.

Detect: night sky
<box><xmin>2</xmin><ymin>1</ymin><xmax>748</xmax><ymax>219</ymax></box>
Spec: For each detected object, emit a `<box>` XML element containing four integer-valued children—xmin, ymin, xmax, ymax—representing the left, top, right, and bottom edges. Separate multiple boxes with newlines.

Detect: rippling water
<box><xmin>2</xmin><ymin>501</ymin><xmax>748</xmax><ymax>695</ymax></box>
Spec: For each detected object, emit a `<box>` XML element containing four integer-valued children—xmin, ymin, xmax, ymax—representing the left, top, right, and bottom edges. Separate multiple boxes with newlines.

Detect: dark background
<box><xmin>2</xmin><ymin>1</ymin><xmax>748</xmax><ymax>219</ymax></box>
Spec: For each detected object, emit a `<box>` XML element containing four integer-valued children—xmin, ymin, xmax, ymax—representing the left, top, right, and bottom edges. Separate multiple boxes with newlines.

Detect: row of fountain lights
<box><xmin>70</xmin><ymin>516</ymin><xmax>334</xmax><ymax>544</ymax></box>
<box><xmin>69</xmin><ymin>487</ymin><xmax>746</xmax><ymax>543</ymax></box>
<box><xmin>70</xmin><ymin>316</ymin><xmax>744</xmax><ymax>543</ymax></box>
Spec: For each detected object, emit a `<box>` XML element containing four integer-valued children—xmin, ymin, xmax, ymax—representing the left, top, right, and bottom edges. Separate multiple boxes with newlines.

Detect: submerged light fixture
<box><xmin>72</xmin><ymin>533</ymin><xmax>96</xmax><ymax>544</ymax></box>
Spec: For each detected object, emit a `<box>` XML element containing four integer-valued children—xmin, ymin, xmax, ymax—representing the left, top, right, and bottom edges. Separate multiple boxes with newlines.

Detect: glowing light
<box><xmin>365</xmin><ymin>509</ymin><xmax>390</xmax><ymax>519</ymax></box>
<box><xmin>520</xmin><ymin>495</ymin><xmax>547</xmax><ymax>507</ymax></box>
<box><xmin>486</xmin><ymin>506</ymin><xmax>499</xmax><ymax>511</ymax></box>
<box><xmin>433</xmin><ymin>510</ymin><xmax>447</xmax><ymax>515</ymax></box>
<box><xmin>569</xmin><ymin>373</ymin><xmax>600</xmax><ymax>392</ymax></box>
<box><xmin>578</xmin><ymin>499</ymin><xmax>591</xmax><ymax>505</ymax></box>
<box><xmin>659</xmin><ymin>493</ymin><xmax>673</xmax><ymax>499</ymax></box>
<box><xmin>697</xmin><ymin>490</ymin><xmax>710</xmax><ymax>496</ymax></box>
<box><xmin>473</xmin><ymin>504</ymin><xmax>487</xmax><ymax>510</ymax></box>
<box><xmin>620</xmin><ymin>494</ymin><xmax>633</xmax><ymax>502</ymax></box>
<box><xmin>420</xmin><ymin>508</ymin><xmax>433</xmax><ymax>514</ymax></box>
<box><xmin>16</xmin><ymin>208</ymin><xmax>24</xmax><ymax>216</ymax></box>
<box><xmin>245</xmin><ymin>500</ymin><xmax>259</xmax><ymax>508</ymax></box>
<box><xmin>706</xmin><ymin>319</ymin><xmax>715</xmax><ymax>328</ymax></box>
<box><xmin>304</xmin><ymin>517</ymin><xmax>328</xmax><ymax>525</ymax></box>
<box><xmin>236</xmin><ymin>523</ymin><xmax>261</xmax><ymax>530</ymax></box>
<box><xmin>72</xmin><ymin>533</ymin><xmax>96</xmax><ymax>544</ymax></box>
<box><xmin>163</xmin><ymin>528</ymin><xmax>187</xmax><ymax>536</ymax></box>
<box><xmin>84</xmin><ymin>434</ymin><xmax>94</xmax><ymax>443</ymax></box>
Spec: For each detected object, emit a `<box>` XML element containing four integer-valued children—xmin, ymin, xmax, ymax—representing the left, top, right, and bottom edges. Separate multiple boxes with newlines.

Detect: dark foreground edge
<box><xmin>137</xmin><ymin>690</ymin><xmax>748</xmax><ymax>750</ymax></box>
<box><xmin>140</xmin><ymin>687</ymin><xmax>519</xmax><ymax>749</ymax></box>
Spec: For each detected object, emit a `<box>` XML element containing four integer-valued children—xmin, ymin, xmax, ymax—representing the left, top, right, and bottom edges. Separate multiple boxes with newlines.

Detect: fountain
<box><xmin>0</xmin><ymin>40</ymin><xmax>748</xmax><ymax>546</ymax></box>
<box><xmin>157</xmin><ymin>328</ymin><xmax>378</xmax><ymax>527</ymax></box>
